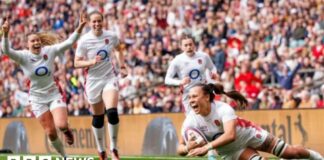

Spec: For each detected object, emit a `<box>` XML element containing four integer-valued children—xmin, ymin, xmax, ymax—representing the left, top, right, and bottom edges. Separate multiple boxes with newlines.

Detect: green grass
<box><xmin>0</xmin><ymin>154</ymin><xmax>279</xmax><ymax>160</ymax></box>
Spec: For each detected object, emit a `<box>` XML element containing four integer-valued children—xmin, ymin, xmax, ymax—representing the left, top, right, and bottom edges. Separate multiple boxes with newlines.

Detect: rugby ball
<box><xmin>183</xmin><ymin>127</ymin><xmax>208</xmax><ymax>146</ymax></box>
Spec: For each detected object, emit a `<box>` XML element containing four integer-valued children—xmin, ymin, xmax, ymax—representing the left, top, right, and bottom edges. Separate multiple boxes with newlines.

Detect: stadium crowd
<box><xmin>0</xmin><ymin>0</ymin><xmax>323</xmax><ymax>118</ymax></box>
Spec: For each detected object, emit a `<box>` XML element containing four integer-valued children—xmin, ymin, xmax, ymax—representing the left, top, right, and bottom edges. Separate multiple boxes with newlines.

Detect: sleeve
<box><xmin>164</xmin><ymin>58</ymin><xmax>181</xmax><ymax>86</ymax></box>
<box><xmin>220</xmin><ymin>103</ymin><xmax>237</xmax><ymax>123</ymax></box>
<box><xmin>53</xmin><ymin>32</ymin><xmax>80</xmax><ymax>54</ymax></box>
<box><xmin>75</xmin><ymin>38</ymin><xmax>87</xmax><ymax>58</ymax></box>
<box><xmin>1</xmin><ymin>37</ymin><xmax>24</xmax><ymax>64</ymax></box>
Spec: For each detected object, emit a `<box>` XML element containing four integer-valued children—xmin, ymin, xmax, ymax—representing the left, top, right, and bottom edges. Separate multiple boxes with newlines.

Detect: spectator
<box><xmin>298</xmin><ymin>90</ymin><xmax>313</xmax><ymax>108</ymax></box>
<box><xmin>0</xmin><ymin>0</ymin><xmax>323</xmax><ymax>117</ymax></box>
<box><xmin>133</xmin><ymin>97</ymin><xmax>150</xmax><ymax>114</ymax></box>
<box><xmin>282</xmin><ymin>90</ymin><xmax>298</xmax><ymax>109</ymax></box>
<box><xmin>211</xmin><ymin>39</ymin><xmax>226</xmax><ymax>75</ymax></box>
<box><xmin>317</xmin><ymin>85</ymin><xmax>324</xmax><ymax>108</ymax></box>
<box><xmin>270</xmin><ymin>62</ymin><xmax>302</xmax><ymax>90</ymax></box>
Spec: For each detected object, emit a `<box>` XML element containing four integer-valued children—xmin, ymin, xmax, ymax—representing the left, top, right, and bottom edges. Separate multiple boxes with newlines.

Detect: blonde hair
<box><xmin>27</xmin><ymin>32</ymin><xmax>61</xmax><ymax>46</ymax></box>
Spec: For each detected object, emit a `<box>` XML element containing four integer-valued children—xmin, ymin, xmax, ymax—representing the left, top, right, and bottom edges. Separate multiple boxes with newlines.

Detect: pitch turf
<box><xmin>0</xmin><ymin>154</ymin><xmax>279</xmax><ymax>160</ymax></box>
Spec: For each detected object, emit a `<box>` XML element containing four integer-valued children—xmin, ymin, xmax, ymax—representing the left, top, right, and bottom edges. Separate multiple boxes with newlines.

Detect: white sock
<box><xmin>108</xmin><ymin>123</ymin><xmax>119</xmax><ymax>150</ymax></box>
<box><xmin>92</xmin><ymin>126</ymin><xmax>106</xmax><ymax>152</ymax></box>
<box><xmin>50</xmin><ymin>138</ymin><xmax>66</xmax><ymax>157</ymax></box>
<box><xmin>308</xmin><ymin>149</ymin><xmax>323</xmax><ymax>160</ymax></box>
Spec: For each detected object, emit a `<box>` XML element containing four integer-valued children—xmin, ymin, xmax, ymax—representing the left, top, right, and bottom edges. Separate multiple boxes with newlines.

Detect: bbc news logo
<box><xmin>7</xmin><ymin>156</ymin><xmax>94</xmax><ymax>160</ymax></box>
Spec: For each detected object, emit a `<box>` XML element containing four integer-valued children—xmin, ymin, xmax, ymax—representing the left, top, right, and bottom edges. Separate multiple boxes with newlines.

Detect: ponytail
<box><xmin>201</xmin><ymin>83</ymin><xmax>248</xmax><ymax>108</ymax></box>
<box><xmin>38</xmin><ymin>32</ymin><xmax>60</xmax><ymax>46</ymax></box>
<box><xmin>27</xmin><ymin>32</ymin><xmax>60</xmax><ymax>46</ymax></box>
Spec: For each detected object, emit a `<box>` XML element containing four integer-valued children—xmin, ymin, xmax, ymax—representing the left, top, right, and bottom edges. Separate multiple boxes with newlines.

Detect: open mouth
<box><xmin>191</xmin><ymin>104</ymin><xmax>199</xmax><ymax>111</ymax></box>
<box><xmin>33</xmin><ymin>46</ymin><xmax>41</xmax><ymax>50</ymax></box>
<box><xmin>192</xmin><ymin>104</ymin><xmax>198</xmax><ymax>108</ymax></box>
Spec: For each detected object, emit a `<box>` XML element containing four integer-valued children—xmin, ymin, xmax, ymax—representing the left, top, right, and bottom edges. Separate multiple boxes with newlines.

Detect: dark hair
<box><xmin>89</xmin><ymin>10</ymin><xmax>104</xmax><ymax>20</ymax></box>
<box><xmin>179</xmin><ymin>33</ymin><xmax>195</xmax><ymax>44</ymax></box>
<box><xmin>197</xmin><ymin>83</ymin><xmax>248</xmax><ymax>108</ymax></box>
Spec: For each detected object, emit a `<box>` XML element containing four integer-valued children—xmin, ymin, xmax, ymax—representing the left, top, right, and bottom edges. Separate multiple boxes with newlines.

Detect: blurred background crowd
<box><xmin>0</xmin><ymin>0</ymin><xmax>323</xmax><ymax>118</ymax></box>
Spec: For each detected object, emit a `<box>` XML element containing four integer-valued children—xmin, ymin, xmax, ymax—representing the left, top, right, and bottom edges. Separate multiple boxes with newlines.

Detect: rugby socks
<box><xmin>107</xmin><ymin>108</ymin><xmax>119</xmax><ymax>151</ymax></box>
<box><xmin>307</xmin><ymin>149</ymin><xmax>323</xmax><ymax>160</ymax></box>
<box><xmin>108</xmin><ymin>123</ymin><xmax>119</xmax><ymax>150</ymax></box>
<box><xmin>50</xmin><ymin>138</ymin><xmax>66</xmax><ymax>157</ymax></box>
<box><xmin>92</xmin><ymin>126</ymin><xmax>106</xmax><ymax>152</ymax></box>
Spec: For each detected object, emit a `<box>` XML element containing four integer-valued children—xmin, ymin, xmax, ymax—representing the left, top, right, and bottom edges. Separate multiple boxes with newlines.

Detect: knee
<box><xmin>293</xmin><ymin>145</ymin><xmax>308</xmax><ymax>158</ymax></box>
<box><xmin>92</xmin><ymin>114</ymin><xmax>105</xmax><ymax>128</ymax></box>
<box><xmin>56</xmin><ymin>121</ymin><xmax>69</xmax><ymax>131</ymax></box>
<box><xmin>282</xmin><ymin>145</ymin><xmax>307</xmax><ymax>159</ymax></box>
<box><xmin>106</xmin><ymin>108</ymin><xmax>119</xmax><ymax>125</ymax></box>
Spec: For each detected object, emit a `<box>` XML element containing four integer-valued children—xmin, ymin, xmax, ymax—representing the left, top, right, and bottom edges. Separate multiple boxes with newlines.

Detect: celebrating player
<box><xmin>177</xmin><ymin>83</ymin><xmax>323</xmax><ymax>160</ymax></box>
<box><xmin>1</xmin><ymin>14</ymin><xmax>87</xmax><ymax>157</ymax></box>
<box><xmin>74</xmin><ymin>11</ymin><xmax>127</xmax><ymax>160</ymax></box>
<box><xmin>165</xmin><ymin>34</ymin><xmax>217</xmax><ymax>115</ymax></box>
<box><xmin>178</xmin><ymin>84</ymin><xmax>323</xmax><ymax>160</ymax></box>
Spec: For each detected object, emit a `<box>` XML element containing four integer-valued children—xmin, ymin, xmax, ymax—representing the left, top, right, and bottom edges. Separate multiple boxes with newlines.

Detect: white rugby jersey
<box><xmin>181</xmin><ymin>101</ymin><xmax>265</xmax><ymax>155</ymax></box>
<box><xmin>165</xmin><ymin>51</ymin><xmax>216</xmax><ymax>94</ymax></box>
<box><xmin>2</xmin><ymin>32</ymin><xmax>80</xmax><ymax>103</ymax></box>
<box><xmin>76</xmin><ymin>30</ymin><xmax>119</xmax><ymax>80</ymax></box>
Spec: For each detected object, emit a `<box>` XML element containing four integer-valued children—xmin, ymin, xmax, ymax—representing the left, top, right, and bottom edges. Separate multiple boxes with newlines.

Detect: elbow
<box><xmin>74</xmin><ymin>62</ymin><xmax>80</xmax><ymax>68</ymax></box>
<box><xmin>176</xmin><ymin>146</ymin><xmax>187</xmax><ymax>156</ymax></box>
<box><xmin>1</xmin><ymin>45</ymin><xmax>8</xmax><ymax>53</ymax></box>
<box><xmin>177</xmin><ymin>151</ymin><xmax>187</xmax><ymax>157</ymax></box>
<box><xmin>227</xmin><ymin>132</ymin><xmax>236</xmax><ymax>143</ymax></box>
<box><xmin>164</xmin><ymin>78</ymin><xmax>169</xmax><ymax>85</ymax></box>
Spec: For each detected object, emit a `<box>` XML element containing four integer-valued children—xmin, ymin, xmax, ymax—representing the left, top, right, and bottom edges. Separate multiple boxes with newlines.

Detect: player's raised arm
<box><xmin>114</xmin><ymin>42</ymin><xmax>128</xmax><ymax>78</ymax></box>
<box><xmin>54</xmin><ymin>12</ymin><xmax>87</xmax><ymax>52</ymax></box>
<box><xmin>1</xmin><ymin>17</ymin><xmax>24</xmax><ymax>63</ymax></box>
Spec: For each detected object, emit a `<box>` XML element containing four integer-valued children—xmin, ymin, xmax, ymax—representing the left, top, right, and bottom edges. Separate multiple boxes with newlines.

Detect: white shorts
<box><xmin>85</xmin><ymin>77</ymin><xmax>119</xmax><ymax>104</ymax></box>
<box><xmin>30</xmin><ymin>98</ymin><xmax>67</xmax><ymax>118</ymax></box>
<box><xmin>220</xmin><ymin>128</ymin><xmax>269</xmax><ymax>160</ymax></box>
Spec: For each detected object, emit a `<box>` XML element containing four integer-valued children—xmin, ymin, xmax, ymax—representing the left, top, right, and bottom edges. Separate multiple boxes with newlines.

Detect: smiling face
<box><xmin>89</xmin><ymin>12</ymin><xmax>103</xmax><ymax>36</ymax></box>
<box><xmin>27</xmin><ymin>34</ymin><xmax>42</xmax><ymax>54</ymax></box>
<box><xmin>188</xmin><ymin>86</ymin><xmax>210</xmax><ymax>115</ymax></box>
